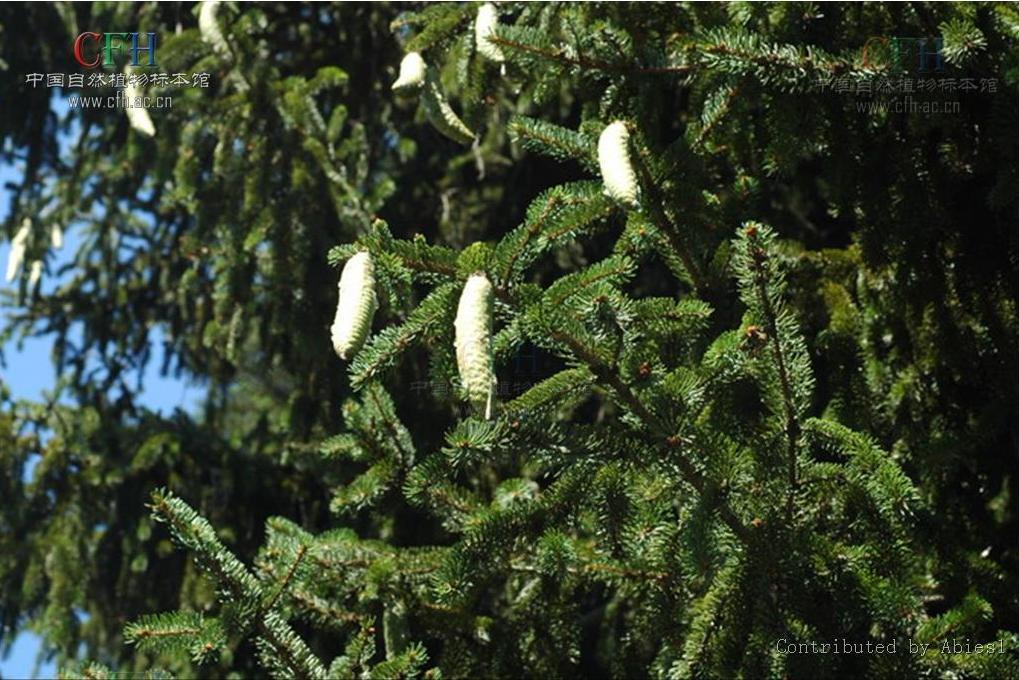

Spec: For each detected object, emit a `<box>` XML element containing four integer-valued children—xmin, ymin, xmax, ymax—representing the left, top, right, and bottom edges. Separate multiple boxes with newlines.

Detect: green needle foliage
<box><xmin>2</xmin><ymin>2</ymin><xmax>1019</xmax><ymax>679</ymax></box>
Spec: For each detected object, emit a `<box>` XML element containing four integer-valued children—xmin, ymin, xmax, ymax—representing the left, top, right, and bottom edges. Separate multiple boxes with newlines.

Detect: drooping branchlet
<box><xmin>421</xmin><ymin>77</ymin><xmax>476</xmax><ymax>145</ymax></box>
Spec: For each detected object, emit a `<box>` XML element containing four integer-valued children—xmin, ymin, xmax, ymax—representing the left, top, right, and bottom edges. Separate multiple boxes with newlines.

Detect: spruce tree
<box><xmin>2</xmin><ymin>3</ymin><xmax>1019</xmax><ymax>679</ymax></box>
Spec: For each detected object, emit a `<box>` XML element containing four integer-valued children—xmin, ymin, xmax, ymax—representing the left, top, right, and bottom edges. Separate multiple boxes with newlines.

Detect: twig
<box><xmin>629</xmin><ymin>145</ymin><xmax>708</xmax><ymax>297</ymax></box>
<box><xmin>488</xmin><ymin>36</ymin><xmax>692</xmax><ymax>75</ymax></box>
<box><xmin>548</xmin><ymin>329</ymin><xmax>750</xmax><ymax>544</ymax></box>
<box><xmin>750</xmin><ymin>249</ymin><xmax>801</xmax><ymax>523</ymax></box>
<box><xmin>263</xmin><ymin>544</ymin><xmax>308</xmax><ymax>614</ymax></box>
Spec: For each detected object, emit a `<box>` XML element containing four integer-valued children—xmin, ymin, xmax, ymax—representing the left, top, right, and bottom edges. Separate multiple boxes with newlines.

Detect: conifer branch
<box><xmin>757</xmin><ymin>267</ymin><xmax>799</xmax><ymax>519</ymax></box>
<box><xmin>149</xmin><ymin>490</ymin><xmax>328</xmax><ymax>679</ymax></box>
<box><xmin>496</xmin><ymin>182</ymin><xmax>615</xmax><ymax>286</ymax></box>
<box><xmin>263</xmin><ymin>544</ymin><xmax>308</xmax><ymax>615</ymax></box>
<box><xmin>545</xmin><ymin>255</ymin><xmax>635</xmax><ymax>307</ymax></box>
<box><xmin>131</xmin><ymin>625</ymin><xmax>202</xmax><ymax>639</ymax></box>
<box><xmin>691</xmin><ymin>86</ymin><xmax>739</xmax><ymax>151</ymax></box>
<box><xmin>394</xmin><ymin>252</ymin><xmax>458</xmax><ymax>278</ymax></box>
<box><xmin>690</xmin><ymin>29</ymin><xmax>864</xmax><ymax>86</ymax></box>
<box><xmin>508</xmin><ymin>117</ymin><xmax>599</xmax><ymax>171</ymax></box>
<box><xmin>500</xmin><ymin>196</ymin><xmax>559</xmax><ymax>281</ymax></box>
<box><xmin>14</xmin><ymin>7</ymin><xmax>985</xmax><ymax>679</ymax></box>
<box><xmin>365</xmin><ymin>384</ymin><xmax>416</xmax><ymax>467</ymax></box>
<box><xmin>488</xmin><ymin>35</ymin><xmax>692</xmax><ymax>75</ymax></box>
<box><xmin>734</xmin><ymin>223</ymin><xmax>817</xmax><ymax>537</ymax></box>
<box><xmin>547</xmin><ymin>329</ymin><xmax>749</xmax><ymax>543</ymax></box>
<box><xmin>629</xmin><ymin>144</ymin><xmax>708</xmax><ymax>296</ymax></box>
<box><xmin>125</xmin><ymin>611</ymin><xmax>226</xmax><ymax>665</ymax></box>
<box><xmin>264</xmin><ymin>610</ymin><xmax>330</xmax><ymax>678</ymax></box>
<box><xmin>291</xmin><ymin>589</ymin><xmax>364</xmax><ymax>626</ymax></box>
<box><xmin>743</xmin><ymin>225</ymin><xmax>802</xmax><ymax>522</ymax></box>
<box><xmin>580</xmin><ymin>561</ymin><xmax>670</xmax><ymax>583</ymax></box>
<box><xmin>506</xmin><ymin>559</ymin><xmax>669</xmax><ymax>583</ymax></box>
<box><xmin>349</xmin><ymin>283</ymin><xmax>458</xmax><ymax>389</ymax></box>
